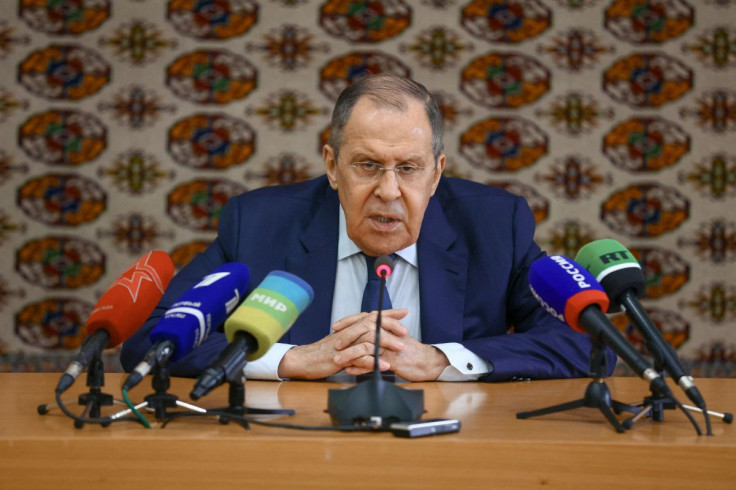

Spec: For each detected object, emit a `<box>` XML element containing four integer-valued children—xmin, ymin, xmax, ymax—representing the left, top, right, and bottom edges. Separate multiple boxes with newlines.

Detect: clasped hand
<box><xmin>277</xmin><ymin>309</ymin><xmax>448</xmax><ymax>381</ymax></box>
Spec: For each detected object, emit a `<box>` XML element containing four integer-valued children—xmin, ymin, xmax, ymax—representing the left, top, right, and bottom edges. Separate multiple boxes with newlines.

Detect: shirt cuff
<box><xmin>432</xmin><ymin>343</ymin><xmax>492</xmax><ymax>381</ymax></box>
<box><xmin>243</xmin><ymin>343</ymin><xmax>295</xmax><ymax>381</ymax></box>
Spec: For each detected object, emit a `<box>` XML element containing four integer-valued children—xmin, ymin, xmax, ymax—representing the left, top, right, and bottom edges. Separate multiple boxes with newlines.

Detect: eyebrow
<box><xmin>348</xmin><ymin>152</ymin><xmax>428</xmax><ymax>164</ymax></box>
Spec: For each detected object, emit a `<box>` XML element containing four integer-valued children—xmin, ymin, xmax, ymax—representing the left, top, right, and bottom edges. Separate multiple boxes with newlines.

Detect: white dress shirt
<box><xmin>244</xmin><ymin>206</ymin><xmax>491</xmax><ymax>381</ymax></box>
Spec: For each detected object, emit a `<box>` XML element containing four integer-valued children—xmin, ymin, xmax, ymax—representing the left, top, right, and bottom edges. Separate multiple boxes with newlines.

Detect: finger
<box><xmin>332</xmin><ymin>309</ymin><xmax>407</xmax><ymax>332</ymax></box>
<box><xmin>348</xmin><ymin>354</ymin><xmax>390</xmax><ymax>372</ymax></box>
<box><xmin>348</xmin><ymin>311</ymin><xmax>408</xmax><ymax>337</ymax></box>
<box><xmin>344</xmin><ymin>366</ymin><xmax>372</xmax><ymax>376</ymax></box>
<box><xmin>345</xmin><ymin>359</ymin><xmax>390</xmax><ymax>376</ymax></box>
<box><xmin>333</xmin><ymin>342</ymin><xmax>378</xmax><ymax>366</ymax></box>
<box><xmin>381</xmin><ymin>308</ymin><xmax>409</xmax><ymax>320</ymax></box>
<box><xmin>331</xmin><ymin>312</ymin><xmax>371</xmax><ymax>332</ymax></box>
<box><xmin>379</xmin><ymin>330</ymin><xmax>405</xmax><ymax>351</ymax></box>
<box><xmin>333</xmin><ymin>317</ymin><xmax>377</xmax><ymax>350</ymax></box>
<box><xmin>357</xmin><ymin>308</ymin><xmax>408</xmax><ymax>321</ymax></box>
<box><xmin>375</xmin><ymin>316</ymin><xmax>408</xmax><ymax>337</ymax></box>
<box><xmin>354</xmin><ymin>329</ymin><xmax>404</xmax><ymax>352</ymax></box>
<box><xmin>347</xmin><ymin>356</ymin><xmax>377</xmax><ymax>372</ymax></box>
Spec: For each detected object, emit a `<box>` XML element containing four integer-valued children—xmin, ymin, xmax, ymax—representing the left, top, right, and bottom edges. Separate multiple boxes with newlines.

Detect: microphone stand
<box><xmin>184</xmin><ymin>333</ymin><xmax>296</xmax><ymax>428</ymax></box>
<box><xmin>619</xmin><ymin>346</ymin><xmax>677</xmax><ymax>429</ymax></box>
<box><xmin>516</xmin><ymin>333</ymin><xmax>638</xmax><ymax>433</ymax></box>
<box><xmin>203</xmin><ymin>375</ymin><xmax>296</xmax><ymax>429</ymax></box>
<box><xmin>620</xmin><ymin>347</ymin><xmax>732</xmax><ymax>430</ymax></box>
<box><xmin>326</xmin><ymin>260</ymin><xmax>424</xmax><ymax>429</ymax></box>
<box><xmin>110</xmin><ymin>360</ymin><xmax>207</xmax><ymax>424</ymax></box>
<box><xmin>38</xmin><ymin>352</ymin><xmax>124</xmax><ymax>429</ymax></box>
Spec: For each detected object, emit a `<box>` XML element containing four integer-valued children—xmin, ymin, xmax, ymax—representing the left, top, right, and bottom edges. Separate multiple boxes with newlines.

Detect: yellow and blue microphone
<box><xmin>190</xmin><ymin>270</ymin><xmax>314</xmax><ymax>399</ymax></box>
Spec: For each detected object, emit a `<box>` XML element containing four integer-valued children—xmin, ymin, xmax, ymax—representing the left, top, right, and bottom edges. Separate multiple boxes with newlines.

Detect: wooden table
<box><xmin>0</xmin><ymin>374</ymin><xmax>734</xmax><ymax>489</ymax></box>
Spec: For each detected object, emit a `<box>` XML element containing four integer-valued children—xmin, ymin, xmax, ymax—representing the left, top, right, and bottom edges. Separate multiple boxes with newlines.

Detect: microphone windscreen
<box><xmin>149</xmin><ymin>262</ymin><xmax>250</xmax><ymax>361</ymax></box>
<box><xmin>85</xmin><ymin>251</ymin><xmax>175</xmax><ymax>348</ymax></box>
<box><xmin>528</xmin><ymin>255</ymin><xmax>610</xmax><ymax>333</ymax></box>
<box><xmin>224</xmin><ymin>270</ymin><xmax>314</xmax><ymax>361</ymax></box>
<box><xmin>575</xmin><ymin>239</ymin><xmax>646</xmax><ymax>311</ymax></box>
<box><xmin>375</xmin><ymin>255</ymin><xmax>395</xmax><ymax>278</ymax></box>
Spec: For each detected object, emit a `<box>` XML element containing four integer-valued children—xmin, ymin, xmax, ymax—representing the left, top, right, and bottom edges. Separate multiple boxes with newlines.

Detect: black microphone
<box><xmin>521</xmin><ymin>255</ymin><xmax>704</xmax><ymax>436</ymax></box>
<box><xmin>371</xmin><ymin>255</ymin><xmax>395</xmax><ymax>375</ymax></box>
<box><xmin>575</xmin><ymin>240</ymin><xmax>707</xmax><ymax>412</ymax></box>
<box><xmin>326</xmin><ymin>255</ymin><xmax>424</xmax><ymax>428</ymax></box>
<box><xmin>528</xmin><ymin>255</ymin><xmax>672</xmax><ymax>399</ymax></box>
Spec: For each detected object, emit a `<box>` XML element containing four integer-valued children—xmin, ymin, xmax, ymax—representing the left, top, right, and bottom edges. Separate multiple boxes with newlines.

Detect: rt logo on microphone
<box><xmin>599</xmin><ymin>251</ymin><xmax>630</xmax><ymax>264</ymax></box>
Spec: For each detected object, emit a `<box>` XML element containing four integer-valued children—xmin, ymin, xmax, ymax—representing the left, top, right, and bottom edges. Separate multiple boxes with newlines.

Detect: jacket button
<box><xmin>466</xmin><ymin>362</ymin><xmax>473</xmax><ymax>370</ymax></box>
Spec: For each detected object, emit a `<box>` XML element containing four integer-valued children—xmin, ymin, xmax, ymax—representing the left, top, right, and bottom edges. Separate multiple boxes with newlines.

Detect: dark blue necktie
<box><xmin>360</xmin><ymin>253</ymin><xmax>394</xmax><ymax>312</ymax></box>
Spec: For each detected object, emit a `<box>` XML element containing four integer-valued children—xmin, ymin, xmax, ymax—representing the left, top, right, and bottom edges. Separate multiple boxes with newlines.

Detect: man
<box><xmin>121</xmin><ymin>74</ymin><xmax>612</xmax><ymax>381</ymax></box>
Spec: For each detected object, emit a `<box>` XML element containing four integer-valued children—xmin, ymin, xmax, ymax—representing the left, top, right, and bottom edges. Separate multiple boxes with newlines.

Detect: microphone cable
<box><xmin>121</xmin><ymin>387</ymin><xmax>151</xmax><ymax>429</ymax></box>
<box><xmin>674</xmin><ymin>395</ymin><xmax>703</xmax><ymax>436</ymax></box>
<box><xmin>54</xmin><ymin>389</ymin><xmax>147</xmax><ymax>428</ymax></box>
<box><xmin>704</xmin><ymin>407</ymin><xmax>713</xmax><ymax>436</ymax></box>
<box><xmin>162</xmin><ymin>409</ymin><xmax>383</xmax><ymax>432</ymax></box>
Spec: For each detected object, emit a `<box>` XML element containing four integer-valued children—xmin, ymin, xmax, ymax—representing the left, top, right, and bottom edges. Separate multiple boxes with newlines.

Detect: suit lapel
<box><xmin>417</xmin><ymin>196</ymin><xmax>468</xmax><ymax>344</ymax></box>
<box><xmin>285</xmin><ymin>184</ymin><xmax>340</xmax><ymax>345</ymax></box>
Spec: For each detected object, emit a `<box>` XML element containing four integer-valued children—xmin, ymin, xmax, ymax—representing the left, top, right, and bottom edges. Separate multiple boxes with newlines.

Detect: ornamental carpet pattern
<box><xmin>0</xmin><ymin>0</ymin><xmax>734</xmax><ymax>376</ymax></box>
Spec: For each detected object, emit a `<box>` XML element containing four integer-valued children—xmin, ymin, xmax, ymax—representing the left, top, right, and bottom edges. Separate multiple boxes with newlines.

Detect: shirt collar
<box><xmin>337</xmin><ymin>205</ymin><xmax>417</xmax><ymax>267</ymax></box>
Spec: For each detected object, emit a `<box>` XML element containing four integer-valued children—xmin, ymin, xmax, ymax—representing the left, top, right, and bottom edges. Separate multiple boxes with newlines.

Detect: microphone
<box><xmin>327</xmin><ymin>255</ymin><xmax>424</xmax><ymax>428</ymax></box>
<box><xmin>575</xmin><ymin>239</ymin><xmax>707</xmax><ymax>411</ymax></box>
<box><xmin>372</xmin><ymin>255</ymin><xmax>395</xmax><ymax>372</ymax></box>
<box><xmin>56</xmin><ymin>251</ymin><xmax>175</xmax><ymax>393</ymax></box>
<box><xmin>375</xmin><ymin>255</ymin><xmax>394</xmax><ymax>277</ymax></box>
<box><xmin>190</xmin><ymin>270</ymin><xmax>314</xmax><ymax>400</ymax></box>
<box><xmin>122</xmin><ymin>262</ymin><xmax>250</xmax><ymax>391</ymax></box>
<box><xmin>528</xmin><ymin>255</ymin><xmax>672</xmax><ymax>399</ymax></box>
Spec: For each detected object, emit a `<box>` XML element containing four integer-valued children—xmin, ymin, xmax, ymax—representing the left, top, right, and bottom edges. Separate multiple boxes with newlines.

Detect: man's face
<box><xmin>323</xmin><ymin>98</ymin><xmax>446</xmax><ymax>257</ymax></box>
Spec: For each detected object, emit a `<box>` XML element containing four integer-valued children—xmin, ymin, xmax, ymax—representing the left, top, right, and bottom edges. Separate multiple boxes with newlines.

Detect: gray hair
<box><xmin>328</xmin><ymin>73</ymin><xmax>444</xmax><ymax>164</ymax></box>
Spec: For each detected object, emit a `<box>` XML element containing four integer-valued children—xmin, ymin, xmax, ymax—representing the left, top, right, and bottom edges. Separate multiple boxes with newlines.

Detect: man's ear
<box><xmin>430</xmin><ymin>153</ymin><xmax>446</xmax><ymax>196</ymax></box>
<box><xmin>323</xmin><ymin>144</ymin><xmax>338</xmax><ymax>190</ymax></box>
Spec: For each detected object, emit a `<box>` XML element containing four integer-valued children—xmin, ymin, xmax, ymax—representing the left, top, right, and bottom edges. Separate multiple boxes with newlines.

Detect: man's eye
<box><xmin>397</xmin><ymin>165</ymin><xmax>419</xmax><ymax>174</ymax></box>
<box><xmin>358</xmin><ymin>162</ymin><xmax>378</xmax><ymax>171</ymax></box>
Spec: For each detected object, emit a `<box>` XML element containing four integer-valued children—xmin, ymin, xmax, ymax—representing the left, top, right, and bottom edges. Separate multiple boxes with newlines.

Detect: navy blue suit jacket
<box><xmin>121</xmin><ymin>175</ymin><xmax>614</xmax><ymax>380</ymax></box>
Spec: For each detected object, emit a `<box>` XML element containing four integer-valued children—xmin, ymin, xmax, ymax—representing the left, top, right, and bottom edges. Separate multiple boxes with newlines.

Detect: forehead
<box><xmin>341</xmin><ymin>98</ymin><xmax>433</xmax><ymax>157</ymax></box>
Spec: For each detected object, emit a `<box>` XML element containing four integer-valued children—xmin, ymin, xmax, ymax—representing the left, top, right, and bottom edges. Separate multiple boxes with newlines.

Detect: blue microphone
<box><xmin>528</xmin><ymin>255</ymin><xmax>610</xmax><ymax>333</ymax></box>
<box><xmin>529</xmin><ymin>255</ymin><xmax>671</xmax><ymax>397</ymax></box>
<box><xmin>122</xmin><ymin>262</ymin><xmax>250</xmax><ymax>390</ymax></box>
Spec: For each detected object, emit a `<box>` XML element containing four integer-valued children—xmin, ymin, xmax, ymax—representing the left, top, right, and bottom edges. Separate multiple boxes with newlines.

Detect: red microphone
<box><xmin>56</xmin><ymin>251</ymin><xmax>175</xmax><ymax>393</ymax></box>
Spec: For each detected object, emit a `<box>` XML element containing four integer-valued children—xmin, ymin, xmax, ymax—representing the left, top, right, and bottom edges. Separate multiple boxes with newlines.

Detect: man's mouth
<box><xmin>370</xmin><ymin>214</ymin><xmax>401</xmax><ymax>230</ymax></box>
<box><xmin>374</xmin><ymin>216</ymin><xmax>396</xmax><ymax>223</ymax></box>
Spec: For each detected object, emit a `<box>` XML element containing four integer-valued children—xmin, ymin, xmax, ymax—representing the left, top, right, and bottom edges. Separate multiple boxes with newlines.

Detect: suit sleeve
<box><xmin>119</xmin><ymin>199</ymin><xmax>240</xmax><ymax>377</ymax></box>
<box><xmin>460</xmin><ymin>197</ymin><xmax>617</xmax><ymax>381</ymax></box>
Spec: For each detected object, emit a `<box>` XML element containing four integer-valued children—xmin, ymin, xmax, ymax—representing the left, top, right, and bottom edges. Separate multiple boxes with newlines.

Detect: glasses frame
<box><xmin>339</xmin><ymin>159</ymin><xmax>438</xmax><ymax>184</ymax></box>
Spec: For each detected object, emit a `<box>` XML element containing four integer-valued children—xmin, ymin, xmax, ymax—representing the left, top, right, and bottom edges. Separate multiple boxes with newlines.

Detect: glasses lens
<box><xmin>346</xmin><ymin>161</ymin><xmax>433</xmax><ymax>184</ymax></box>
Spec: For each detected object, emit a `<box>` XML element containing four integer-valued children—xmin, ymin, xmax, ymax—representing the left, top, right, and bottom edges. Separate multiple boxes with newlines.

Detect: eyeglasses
<box><xmin>341</xmin><ymin>160</ymin><xmax>437</xmax><ymax>185</ymax></box>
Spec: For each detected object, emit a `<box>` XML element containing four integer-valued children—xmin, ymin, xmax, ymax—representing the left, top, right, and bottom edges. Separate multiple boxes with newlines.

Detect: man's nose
<box><xmin>374</xmin><ymin>169</ymin><xmax>401</xmax><ymax>201</ymax></box>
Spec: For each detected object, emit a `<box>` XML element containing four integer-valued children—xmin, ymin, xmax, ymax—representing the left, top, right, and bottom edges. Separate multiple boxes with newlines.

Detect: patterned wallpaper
<box><xmin>0</xmin><ymin>0</ymin><xmax>734</xmax><ymax>376</ymax></box>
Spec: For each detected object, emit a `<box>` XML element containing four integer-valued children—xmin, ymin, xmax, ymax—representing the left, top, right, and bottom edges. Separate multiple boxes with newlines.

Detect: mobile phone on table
<box><xmin>389</xmin><ymin>418</ymin><xmax>461</xmax><ymax>438</ymax></box>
